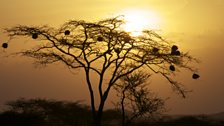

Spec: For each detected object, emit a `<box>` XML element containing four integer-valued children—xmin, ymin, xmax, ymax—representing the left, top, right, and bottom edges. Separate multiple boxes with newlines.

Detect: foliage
<box><xmin>0</xmin><ymin>111</ymin><xmax>46</xmax><ymax>126</ymax></box>
<box><xmin>3</xmin><ymin>16</ymin><xmax>199</xmax><ymax>126</ymax></box>
<box><xmin>1</xmin><ymin>99</ymin><xmax>222</xmax><ymax>126</ymax></box>
<box><xmin>153</xmin><ymin>116</ymin><xmax>219</xmax><ymax>126</ymax></box>
<box><xmin>0</xmin><ymin>98</ymin><xmax>91</xmax><ymax>126</ymax></box>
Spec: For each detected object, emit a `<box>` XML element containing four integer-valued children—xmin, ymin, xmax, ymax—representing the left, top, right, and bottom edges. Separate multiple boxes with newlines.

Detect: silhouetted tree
<box><xmin>114</xmin><ymin>71</ymin><xmax>165</xmax><ymax>126</ymax></box>
<box><xmin>3</xmin><ymin>16</ymin><xmax>199</xmax><ymax>126</ymax></box>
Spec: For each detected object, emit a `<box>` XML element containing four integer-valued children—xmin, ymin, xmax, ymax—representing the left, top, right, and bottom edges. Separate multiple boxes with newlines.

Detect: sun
<box><xmin>122</xmin><ymin>9</ymin><xmax>161</xmax><ymax>36</ymax></box>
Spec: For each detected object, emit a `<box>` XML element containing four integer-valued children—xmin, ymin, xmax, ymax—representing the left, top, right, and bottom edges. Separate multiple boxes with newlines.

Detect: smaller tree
<box><xmin>114</xmin><ymin>71</ymin><xmax>165</xmax><ymax>126</ymax></box>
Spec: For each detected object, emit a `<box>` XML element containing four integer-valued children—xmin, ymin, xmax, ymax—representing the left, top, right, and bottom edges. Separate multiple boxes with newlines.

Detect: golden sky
<box><xmin>0</xmin><ymin>0</ymin><xmax>224</xmax><ymax>114</ymax></box>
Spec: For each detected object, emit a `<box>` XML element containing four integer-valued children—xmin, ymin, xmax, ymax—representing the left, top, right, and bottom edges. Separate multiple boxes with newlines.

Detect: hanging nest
<box><xmin>171</xmin><ymin>50</ymin><xmax>181</xmax><ymax>56</ymax></box>
<box><xmin>2</xmin><ymin>43</ymin><xmax>8</xmax><ymax>49</ymax></box>
<box><xmin>97</xmin><ymin>36</ymin><xmax>104</xmax><ymax>41</ymax></box>
<box><xmin>64</xmin><ymin>30</ymin><xmax>70</xmax><ymax>35</ymax></box>
<box><xmin>152</xmin><ymin>47</ymin><xmax>159</xmax><ymax>53</ymax></box>
<box><xmin>114</xmin><ymin>48</ymin><xmax>121</xmax><ymax>54</ymax></box>
<box><xmin>192</xmin><ymin>73</ymin><xmax>200</xmax><ymax>79</ymax></box>
<box><xmin>32</xmin><ymin>33</ymin><xmax>38</xmax><ymax>39</ymax></box>
<box><xmin>169</xmin><ymin>65</ymin><xmax>175</xmax><ymax>71</ymax></box>
<box><xmin>171</xmin><ymin>45</ymin><xmax>178</xmax><ymax>52</ymax></box>
<box><xmin>171</xmin><ymin>45</ymin><xmax>181</xmax><ymax>56</ymax></box>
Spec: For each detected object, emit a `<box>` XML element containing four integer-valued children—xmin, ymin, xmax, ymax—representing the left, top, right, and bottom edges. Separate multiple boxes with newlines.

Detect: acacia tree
<box><xmin>114</xmin><ymin>72</ymin><xmax>165</xmax><ymax>126</ymax></box>
<box><xmin>3</xmin><ymin>16</ymin><xmax>199</xmax><ymax>126</ymax></box>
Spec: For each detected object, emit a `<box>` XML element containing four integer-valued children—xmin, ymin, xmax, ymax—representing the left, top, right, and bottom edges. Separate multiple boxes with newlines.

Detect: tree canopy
<box><xmin>2</xmin><ymin>16</ymin><xmax>200</xmax><ymax>126</ymax></box>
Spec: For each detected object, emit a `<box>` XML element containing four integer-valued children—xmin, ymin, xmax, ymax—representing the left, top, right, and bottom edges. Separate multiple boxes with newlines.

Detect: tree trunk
<box><xmin>121</xmin><ymin>90</ymin><xmax>126</xmax><ymax>126</ymax></box>
<box><xmin>94</xmin><ymin>112</ymin><xmax>102</xmax><ymax>126</ymax></box>
<box><xmin>94</xmin><ymin>93</ymin><xmax>109</xmax><ymax>126</ymax></box>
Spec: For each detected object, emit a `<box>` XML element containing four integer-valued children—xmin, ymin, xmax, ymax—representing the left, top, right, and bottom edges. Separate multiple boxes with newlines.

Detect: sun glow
<box><xmin>122</xmin><ymin>9</ymin><xmax>161</xmax><ymax>36</ymax></box>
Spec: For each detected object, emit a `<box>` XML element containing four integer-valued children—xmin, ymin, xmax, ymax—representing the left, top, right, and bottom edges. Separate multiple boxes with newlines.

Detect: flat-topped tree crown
<box><xmin>3</xmin><ymin>16</ymin><xmax>199</xmax><ymax>126</ymax></box>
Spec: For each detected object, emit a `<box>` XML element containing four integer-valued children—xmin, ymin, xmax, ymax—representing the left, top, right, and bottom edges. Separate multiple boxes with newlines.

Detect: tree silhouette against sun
<box><xmin>2</xmin><ymin>16</ymin><xmax>200</xmax><ymax>126</ymax></box>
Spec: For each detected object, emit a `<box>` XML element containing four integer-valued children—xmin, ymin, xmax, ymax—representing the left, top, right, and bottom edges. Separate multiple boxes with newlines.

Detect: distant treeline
<box><xmin>0</xmin><ymin>98</ymin><xmax>223</xmax><ymax>126</ymax></box>
<box><xmin>0</xmin><ymin>98</ymin><xmax>120</xmax><ymax>126</ymax></box>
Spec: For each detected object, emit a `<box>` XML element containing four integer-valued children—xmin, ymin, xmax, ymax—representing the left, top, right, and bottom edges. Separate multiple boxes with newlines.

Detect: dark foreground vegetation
<box><xmin>0</xmin><ymin>98</ymin><xmax>223</xmax><ymax>126</ymax></box>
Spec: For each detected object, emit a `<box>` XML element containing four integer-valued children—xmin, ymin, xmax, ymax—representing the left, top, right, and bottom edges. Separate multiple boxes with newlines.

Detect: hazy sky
<box><xmin>0</xmin><ymin>0</ymin><xmax>224</xmax><ymax>114</ymax></box>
